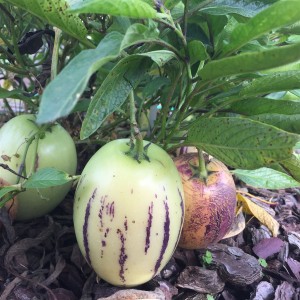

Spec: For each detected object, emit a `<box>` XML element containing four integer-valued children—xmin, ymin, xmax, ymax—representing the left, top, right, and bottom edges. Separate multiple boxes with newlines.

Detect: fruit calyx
<box><xmin>126</xmin><ymin>138</ymin><xmax>151</xmax><ymax>163</ymax></box>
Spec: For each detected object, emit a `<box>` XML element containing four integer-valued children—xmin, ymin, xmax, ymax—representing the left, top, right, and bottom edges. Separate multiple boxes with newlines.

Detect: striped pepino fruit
<box><xmin>73</xmin><ymin>139</ymin><xmax>185</xmax><ymax>287</ymax></box>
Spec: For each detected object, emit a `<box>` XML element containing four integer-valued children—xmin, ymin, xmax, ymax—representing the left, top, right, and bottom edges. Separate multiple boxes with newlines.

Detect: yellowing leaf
<box><xmin>237</xmin><ymin>193</ymin><xmax>279</xmax><ymax>237</ymax></box>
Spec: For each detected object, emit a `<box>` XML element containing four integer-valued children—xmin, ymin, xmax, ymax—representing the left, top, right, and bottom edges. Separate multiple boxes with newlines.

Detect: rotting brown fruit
<box><xmin>174</xmin><ymin>153</ymin><xmax>236</xmax><ymax>249</ymax></box>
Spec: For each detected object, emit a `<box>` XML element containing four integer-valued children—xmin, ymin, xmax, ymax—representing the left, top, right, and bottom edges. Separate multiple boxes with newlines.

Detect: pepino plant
<box><xmin>1</xmin><ymin>0</ymin><xmax>300</xmax><ymax>287</ymax></box>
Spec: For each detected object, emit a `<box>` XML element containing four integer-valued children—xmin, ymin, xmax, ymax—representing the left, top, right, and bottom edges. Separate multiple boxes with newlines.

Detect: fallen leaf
<box><xmin>222</xmin><ymin>205</ymin><xmax>245</xmax><ymax>239</ymax></box>
<box><xmin>237</xmin><ymin>193</ymin><xmax>279</xmax><ymax>236</ymax></box>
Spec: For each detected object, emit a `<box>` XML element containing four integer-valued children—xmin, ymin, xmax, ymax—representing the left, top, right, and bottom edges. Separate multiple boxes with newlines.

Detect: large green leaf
<box><xmin>69</xmin><ymin>0</ymin><xmax>157</xmax><ymax>18</ymax></box>
<box><xmin>80</xmin><ymin>50</ymin><xmax>176</xmax><ymax>139</ymax></box>
<box><xmin>233</xmin><ymin>167</ymin><xmax>300</xmax><ymax>189</ymax></box>
<box><xmin>221</xmin><ymin>0</ymin><xmax>300</xmax><ymax>56</ymax></box>
<box><xmin>80</xmin><ymin>55</ymin><xmax>152</xmax><ymax>139</ymax></box>
<box><xmin>198</xmin><ymin>43</ymin><xmax>300</xmax><ymax>80</ymax></box>
<box><xmin>36</xmin><ymin>32</ymin><xmax>123</xmax><ymax>124</ymax></box>
<box><xmin>200</xmin><ymin>0</ymin><xmax>277</xmax><ymax>17</ymax></box>
<box><xmin>187</xmin><ymin>117</ymin><xmax>299</xmax><ymax>169</ymax></box>
<box><xmin>240</xmin><ymin>71</ymin><xmax>300</xmax><ymax>97</ymax></box>
<box><xmin>248</xmin><ymin>114</ymin><xmax>300</xmax><ymax>134</ymax></box>
<box><xmin>6</xmin><ymin>0</ymin><xmax>89</xmax><ymax>46</ymax></box>
<box><xmin>229</xmin><ymin>98</ymin><xmax>300</xmax><ymax>115</ymax></box>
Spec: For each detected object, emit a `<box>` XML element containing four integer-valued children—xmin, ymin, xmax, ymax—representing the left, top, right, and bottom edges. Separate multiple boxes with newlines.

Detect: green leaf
<box><xmin>240</xmin><ymin>71</ymin><xmax>300</xmax><ymax>97</ymax></box>
<box><xmin>69</xmin><ymin>0</ymin><xmax>157</xmax><ymax>18</ymax></box>
<box><xmin>187</xmin><ymin>117</ymin><xmax>299</xmax><ymax>169</ymax></box>
<box><xmin>23</xmin><ymin>168</ymin><xmax>75</xmax><ymax>189</ymax></box>
<box><xmin>249</xmin><ymin>114</ymin><xmax>300</xmax><ymax>134</ymax></box>
<box><xmin>201</xmin><ymin>0</ymin><xmax>276</xmax><ymax>17</ymax></box>
<box><xmin>80</xmin><ymin>55</ymin><xmax>152</xmax><ymax>139</ymax></box>
<box><xmin>6</xmin><ymin>0</ymin><xmax>89</xmax><ymax>46</ymax></box>
<box><xmin>140</xmin><ymin>50</ymin><xmax>177</xmax><ymax>67</ymax></box>
<box><xmin>199</xmin><ymin>43</ymin><xmax>300</xmax><ymax>80</ymax></box>
<box><xmin>0</xmin><ymin>186</ymin><xmax>19</xmax><ymax>204</ymax></box>
<box><xmin>36</xmin><ymin>32</ymin><xmax>123</xmax><ymax>124</ymax></box>
<box><xmin>0</xmin><ymin>87</ymin><xmax>33</xmax><ymax>102</ymax></box>
<box><xmin>221</xmin><ymin>0</ymin><xmax>300</xmax><ymax>56</ymax></box>
<box><xmin>188</xmin><ymin>40</ymin><xmax>209</xmax><ymax>65</ymax></box>
<box><xmin>233</xmin><ymin>167</ymin><xmax>300</xmax><ymax>189</ymax></box>
<box><xmin>80</xmin><ymin>50</ymin><xmax>176</xmax><ymax>139</ymax></box>
<box><xmin>164</xmin><ymin>0</ymin><xmax>182</xmax><ymax>10</ymax></box>
<box><xmin>121</xmin><ymin>23</ymin><xmax>159</xmax><ymax>49</ymax></box>
<box><xmin>229</xmin><ymin>98</ymin><xmax>300</xmax><ymax>116</ymax></box>
<box><xmin>280</xmin><ymin>154</ymin><xmax>300</xmax><ymax>182</ymax></box>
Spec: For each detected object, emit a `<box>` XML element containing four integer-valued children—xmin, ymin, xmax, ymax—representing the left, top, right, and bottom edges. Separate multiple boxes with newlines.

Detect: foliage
<box><xmin>1</xmin><ymin>0</ymin><xmax>300</xmax><ymax>191</ymax></box>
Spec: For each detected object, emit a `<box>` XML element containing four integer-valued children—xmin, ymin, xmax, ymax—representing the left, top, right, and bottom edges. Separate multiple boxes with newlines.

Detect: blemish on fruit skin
<box><xmin>145</xmin><ymin>201</ymin><xmax>154</xmax><ymax>254</ymax></box>
<box><xmin>102</xmin><ymin>240</ymin><xmax>106</xmax><ymax>247</ymax></box>
<box><xmin>98</xmin><ymin>195</ymin><xmax>107</xmax><ymax>228</ymax></box>
<box><xmin>105</xmin><ymin>201</ymin><xmax>115</xmax><ymax>221</ymax></box>
<box><xmin>117</xmin><ymin>229</ymin><xmax>128</xmax><ymax>283</ymax></box>
<box><xmin>104</xmin><ymin>228</ymin><xmax>110</xmax><ymax>238</ymax></box>
<box><xmin>83</xmin><ymin>188</ymin><xmax>97</xmax><ymax>265</ymax></box>
<box><xmin>124</xmin><ymin>216</ymin><xmax>128</xmax><ymax>231</ymax></box>
<box><xmin>154</xmin><ymin>200</ymin><xmax>170</xmax><ymax>274</ymax></box>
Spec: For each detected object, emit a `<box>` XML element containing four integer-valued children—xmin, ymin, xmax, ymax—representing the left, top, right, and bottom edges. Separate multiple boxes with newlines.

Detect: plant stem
<box><xmin>183</xmin><ymin>0</ymin><xmax>189</xmax><ymax>38</ymax></box>
<box><xmin>155</xmin><ymin>68</ymin><xmax>182</xmax><ymax>142</ymax></box>
<box><xmin>16</xmin><ymin>133</ymin><xmax>37</xmax><ymax>183</ymax></box>
<box><xmin>0</xmin><ymin>62</ymin><xmax>30</xmax><ymax>75</ymax></box>
<box><xmin>129</xmin><ymin>91</ymin><xmax>144</xmax><ymax>161</ymax></box>
<box><xmin>51</xmin><ymin>27</ymin><xmax>62</xmax><ymax>80</ymax></box>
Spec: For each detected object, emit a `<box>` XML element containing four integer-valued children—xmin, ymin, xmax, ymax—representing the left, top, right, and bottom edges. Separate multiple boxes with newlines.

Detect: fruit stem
<box><xmin>129</xmin><ymin>91</ymin><xmax>145</xmax><ymax>162</ymax></box>
<box><xmin>198</xmin><ymin>149</ymin><xmax>208</xmax><ymax>181</ymax></box>
<box><xmin>16</xmin><ymin>123</ymin><xmax>53</xmax><ymax>183</ymax></box>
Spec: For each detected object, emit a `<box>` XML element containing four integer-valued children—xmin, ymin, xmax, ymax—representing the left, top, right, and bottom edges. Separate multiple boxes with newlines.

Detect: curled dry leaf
<box><xmin>237</xmin><ymin>193</ymin><xmax>279</xmax><ymax>236</ymax></box>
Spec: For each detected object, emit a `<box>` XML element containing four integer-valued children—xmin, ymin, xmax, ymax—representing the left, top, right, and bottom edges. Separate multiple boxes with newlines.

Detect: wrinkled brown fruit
<box><xmin>174</xmin><ymin>153</ymin><xmax>236</xmax><ymax>249</ymax></box>
<box><xmin>0</xmin><ymin>178</ymin><xmax>18</xmax><ymax>224</ymax></box>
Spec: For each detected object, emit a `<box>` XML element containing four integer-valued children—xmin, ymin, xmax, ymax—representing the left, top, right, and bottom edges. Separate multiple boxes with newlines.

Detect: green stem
<box><xmin>16</xmin><ymin>124</ymin><xmax>52</xmax><ymax>183</ymax></box>
<box><xmin>16</xmin><ymin>133</ymin><xmax>37</xmax><ymax>183</ymax></box>
<box><xmin>183</xmin><ymin>0</ymin><xmax>189</xmax><ymax>37</ymax></box>
<box><xmin>0</xmin><ymin>62</ymin><xmax>30</xmax><ymax>75</ymax></box>
<box><xmin>198</xmin><ymin>149</ymin><xmax>208</xmax><ymax>180</ymax></box>
<box><xmin>51</xmin><ymin>27</ymin><xmax>62</xmax><ymax>80</ymax></box>
<box><xmin>129</xmin><ymin>91</ymin><xmax>144</xmax><ymax>161</ymax></box>
<box><xmin>11</xmin><ymin>25</ymin><xmax>26</xmax><ymax>67</ymax></box>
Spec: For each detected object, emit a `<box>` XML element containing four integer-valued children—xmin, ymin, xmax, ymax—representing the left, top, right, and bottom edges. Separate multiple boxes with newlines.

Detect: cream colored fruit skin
<box><xmin>74</xmin><ymin>139</ymin><xmax>184</xmax><ymax>287</ymax></box>
<box><xmin>0</xmin><ymin>114</ymin><xmax>77</xmax><ymax>220</ymax></box>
